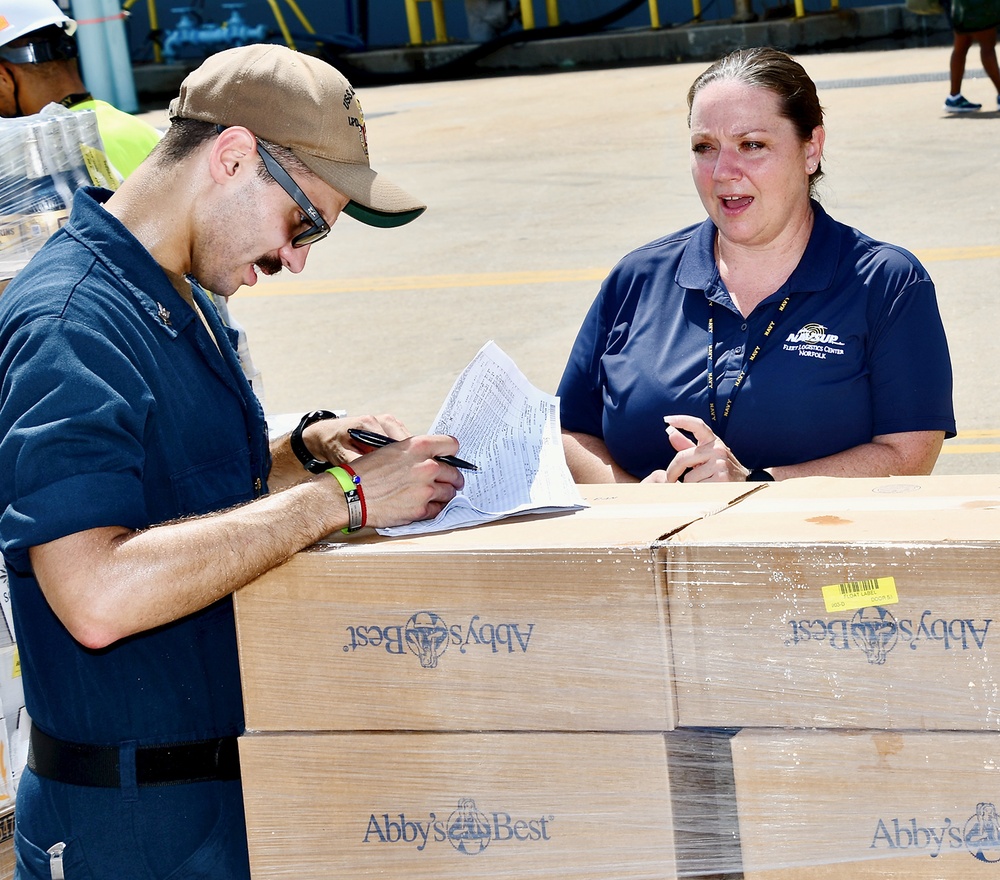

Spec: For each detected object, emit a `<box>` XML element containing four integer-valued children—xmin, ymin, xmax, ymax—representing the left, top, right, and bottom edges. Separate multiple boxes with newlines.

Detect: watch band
<box><xmin>746</xmin><ymin>469</ymin><xmax>774</xmax><ymax>482</ymax></box>
<box><xmin>290</xmin><ymin>410</ymin><xmax>338</xmax><ymax>473</ymax></box>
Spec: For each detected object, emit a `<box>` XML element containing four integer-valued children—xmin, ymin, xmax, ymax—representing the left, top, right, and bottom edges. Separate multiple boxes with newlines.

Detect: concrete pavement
<box><xmin>137</xmin><ymin>43</ymin><xmax>1000</xmax><ymax>475</ymax></box>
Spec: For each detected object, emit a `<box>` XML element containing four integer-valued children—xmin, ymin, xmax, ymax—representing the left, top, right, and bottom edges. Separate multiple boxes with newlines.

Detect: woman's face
<box><xmin>689</xmin><ymin>79</ymin><xmax>824</xmax><ymax>250</ymax></box>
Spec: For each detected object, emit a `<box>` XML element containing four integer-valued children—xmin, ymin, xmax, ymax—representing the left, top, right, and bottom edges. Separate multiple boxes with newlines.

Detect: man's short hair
<box><xmin>153</xmin><ymin>117</ymin><xmax>312</xmax><ymax>181</ymax></box>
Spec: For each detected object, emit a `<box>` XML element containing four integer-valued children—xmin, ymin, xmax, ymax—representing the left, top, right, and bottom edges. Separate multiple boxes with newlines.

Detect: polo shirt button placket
<box><xmin>735</xmin><ymin>322</ymin><xmax>748</xmax><ymax>357</ymax></box>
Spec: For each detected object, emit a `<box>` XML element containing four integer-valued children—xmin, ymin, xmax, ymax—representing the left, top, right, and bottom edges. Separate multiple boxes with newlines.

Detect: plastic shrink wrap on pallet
<box><xmin>0</xmin><ymin>104</ymin><xmax>117</xmax><ymax>282</ymax></box>
<box><xmin>231</xmin><ymin>476</ymin><xmax>1000</xmax><ymax>879</ymax></box>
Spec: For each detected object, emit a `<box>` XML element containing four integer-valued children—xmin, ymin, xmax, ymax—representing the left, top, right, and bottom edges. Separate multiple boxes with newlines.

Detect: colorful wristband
<box><xmin>328</xmin><ymin>465</ymin><xmax>366</xmax><ymax>533</ymax></box>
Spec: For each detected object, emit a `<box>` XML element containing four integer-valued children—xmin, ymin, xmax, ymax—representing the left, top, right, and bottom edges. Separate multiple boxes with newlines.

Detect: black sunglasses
<box><xmin>256</xmin><ymin>141</ymin><xmax>331</xmax><ymax>248</ymax></box>
<box><xmin>216</xmin><ymin>126</ymin><xmax>330</xmax><ymax>248</ymax></box>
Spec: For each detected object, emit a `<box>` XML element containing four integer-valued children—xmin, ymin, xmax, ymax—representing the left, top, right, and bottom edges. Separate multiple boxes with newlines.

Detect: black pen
<box><xmin>348</xmin><ymin>428</ymin><xmax>479</xmax><ymax>471</ymax></box>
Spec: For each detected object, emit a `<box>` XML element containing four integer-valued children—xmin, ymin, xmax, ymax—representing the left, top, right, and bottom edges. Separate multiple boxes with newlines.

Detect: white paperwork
<box><xmin>377</xmin><ymin>341</ymin><xmax>587</xmax><ymax>536</ymax></box>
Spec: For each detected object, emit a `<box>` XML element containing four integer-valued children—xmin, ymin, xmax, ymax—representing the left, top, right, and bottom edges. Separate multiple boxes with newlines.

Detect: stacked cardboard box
<box><xmin>234</xmin><ymin>475</ymin><xmax>1000</xmax><ymax>878</ymax></box>
<box><xmin>730</xmin><ymin>730</ymin><xmax>1000</xmax><ymax>880</ymax></box>
<box><xmin>663</xmin><ymin>475</ymin><xmax>1000</xmax><ymax>878</ymax></box>
<box><xmin>234</xmin><ymin>483</ymin><xmax>750</xmax><ymax>879</ymax></box>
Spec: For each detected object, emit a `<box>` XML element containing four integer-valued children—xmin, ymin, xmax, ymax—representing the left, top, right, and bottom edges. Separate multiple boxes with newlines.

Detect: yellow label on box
<box><xmin>81</xmin><ymin>145</ymin><xmax>119</xmax><ymax>190</ymax></box>
<box><xmin>11</xmin><ymin>647</ymin><xmax>18</xmax><ymax>679</ymax></box>
<box><xmin>821</xmin><ymin>576</ymin><xmax>898</xmax><ymax>613</ymax></box>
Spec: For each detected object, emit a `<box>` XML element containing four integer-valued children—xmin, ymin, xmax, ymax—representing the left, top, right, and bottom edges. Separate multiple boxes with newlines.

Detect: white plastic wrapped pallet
<box><xmin>0</xmin><ymin>106</ymin><xmax>113</xmax><ymax>282</ymax></box>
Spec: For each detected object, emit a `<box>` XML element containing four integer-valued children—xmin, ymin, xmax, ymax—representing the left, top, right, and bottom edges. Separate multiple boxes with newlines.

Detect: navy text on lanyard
<box><xmin>706</xmin><ymin>295</ymin><xmax>790</xmax><ymax>438</ymax></box>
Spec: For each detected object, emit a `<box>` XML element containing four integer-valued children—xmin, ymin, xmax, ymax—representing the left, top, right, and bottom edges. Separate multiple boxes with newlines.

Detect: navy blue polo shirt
<box><xmin>558</xmin><ymin>202</ymin><xmax>955</xmax><ymax>479</ymax></box>
<box><xmin>0</xmin><ymin>188</ymin><xmax>270</xmax><ymax>747</ymax></box>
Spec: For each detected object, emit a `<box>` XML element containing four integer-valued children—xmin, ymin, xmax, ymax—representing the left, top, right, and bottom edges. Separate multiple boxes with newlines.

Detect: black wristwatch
<box><xmin>746</xmin><ymin>469</ymin><xmax>774</xmax><ymax>482</ymax></box>
<box><xmin>289</xmin><ymin>410</ymin><xmax>338</xmax><ymax>473</ymax></box>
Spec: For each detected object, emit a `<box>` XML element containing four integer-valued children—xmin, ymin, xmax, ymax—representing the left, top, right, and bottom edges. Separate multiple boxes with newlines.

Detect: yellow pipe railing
<box><xmin>404</xmin><ymin>0</ymin><xmax>449</xmax><ymax>43</ymax></box>
<box><xmin>403</xmin><ymin>0</ymin><xmax>840</xmax><ymax>47</ymax></box>
<box><xmin>405</xmin><ymin>0</ymin><xmax>543</xmax><ymax>43</ymax></box>
<box><xmin>122</xmin><ymin>0</ymin><xmax>162</xmax><ymax>62</ymax></box>
<box><xmin>404</xmin><ymin>0</ymin><xmax>663</xmax><ymax>44</ymax></box>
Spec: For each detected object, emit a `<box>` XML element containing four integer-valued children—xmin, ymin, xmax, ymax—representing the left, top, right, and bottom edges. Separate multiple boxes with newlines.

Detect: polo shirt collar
<box><xmin>676</xmin><ymin>199</ymin><xmax>842</xmax><ymax>300</ymax></box>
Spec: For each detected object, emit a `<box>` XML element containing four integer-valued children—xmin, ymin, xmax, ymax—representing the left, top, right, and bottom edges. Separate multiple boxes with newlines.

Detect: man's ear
<box><xmin>0</xmin><ymin>63</ymin><xmax>18</xmax><ymax>107</ymax></box>
<box><xmin>209</xmin><ymin>125</ymin><xmax>256</xmax><ymax>184</ymax></box>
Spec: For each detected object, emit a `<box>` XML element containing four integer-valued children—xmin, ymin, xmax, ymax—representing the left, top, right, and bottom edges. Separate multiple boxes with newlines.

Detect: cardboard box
<box><xmin>235</xmin><ymin>484</ymin><xmax>752</xmax><ymax>732</ymax></box>
<box><xmin>0</xmin><ymin>804</ymin><xmax>13</xmax><ymax>880</ymax></box>
<box><xmin>239</xmin><ymin>730</ymin><xmax>741</xmax><ymax>879</ymax></box>
<box><xmin>664</xmin><ymin>475</ymin><xmax>1000</xmax><ymax>729</ymax></box>
<box><xmin>732</xmin><ymin>729</ymin><xmax>1000</xmax><ymax>879</ymax></box>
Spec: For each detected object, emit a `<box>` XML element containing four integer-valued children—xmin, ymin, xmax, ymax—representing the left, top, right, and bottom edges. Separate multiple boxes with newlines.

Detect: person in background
<box><xmin>0</xmin><ymin>43</ymin><xmax>463</xmax><ymax>879</ymax></box>
<box><xmin>0</xmin><ymin>0</ymin><xmax>161</xmax><ymax>177</ymax></box>
<box><xmin>557</xmin><ymin>46</ymin><xmax>955</xmax><ymax>484</ymax></box>
<box><xmin>942</xmin><ymin>0</ymin><xmax>1000</xmax><ymax>112</ymax></box>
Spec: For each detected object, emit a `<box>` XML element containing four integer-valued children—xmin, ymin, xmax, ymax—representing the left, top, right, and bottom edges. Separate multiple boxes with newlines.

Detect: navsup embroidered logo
<box><xmin>363</xmin><ymin>799</ymin><xmax>554</xmax><ymax>854</ymax></box>
<box><xmin>343</xmin><ymin>611</ymin><xmax>535</xmax><ymax>667</ymax></box>
<box><xmin>783</xmin><ymin>323</ymin><xmax>846</xmax><ymax>359</ymax></box>
<box><xmin>785</xmin><ymin>607</ymin><xmax>991</xmax><ymax>665</ymax></box>
<box><xmin>869</xmin><ymin>803</ymin><xmax>1000</xmax><ymax>862</ymax></box>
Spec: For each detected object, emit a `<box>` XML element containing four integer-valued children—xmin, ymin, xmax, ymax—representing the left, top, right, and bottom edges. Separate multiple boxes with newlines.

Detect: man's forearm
<box><xmin>30</xmin><ymin>476</ymin><xmax>351</xmax><ymax>649</ymax></box>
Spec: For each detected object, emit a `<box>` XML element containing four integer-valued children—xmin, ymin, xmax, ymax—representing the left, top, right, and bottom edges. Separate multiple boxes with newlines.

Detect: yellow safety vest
<box><xmin>69</xmin><ymin>98</ymin><xmax>162</xmax><ymax>180</ymax></box>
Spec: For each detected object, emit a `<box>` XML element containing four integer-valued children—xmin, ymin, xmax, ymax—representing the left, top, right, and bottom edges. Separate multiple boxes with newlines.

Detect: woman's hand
<box><xmin>661</xmin><ymin>414</ymin><xmax>750</xmax><ymax>482</ymax></box>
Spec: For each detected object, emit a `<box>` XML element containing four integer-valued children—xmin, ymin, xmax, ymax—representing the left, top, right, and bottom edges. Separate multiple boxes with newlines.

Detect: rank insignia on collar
<box><xmin>156</xmin><ymin>303</ymin><xmax>171</xmax><ymax>326</ymax></box>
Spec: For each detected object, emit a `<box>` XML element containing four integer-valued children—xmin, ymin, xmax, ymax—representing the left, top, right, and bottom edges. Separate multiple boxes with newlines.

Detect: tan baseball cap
<box><xmin>168</xmin><ymin>43</ymin><xmax>425</xmax><ymax>228</ymax></box>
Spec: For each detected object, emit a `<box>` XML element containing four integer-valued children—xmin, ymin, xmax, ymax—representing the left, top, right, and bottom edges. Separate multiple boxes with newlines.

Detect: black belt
<box><xmin>27</xmin><ymin>725</ymin><xmax>241</xmax><ymax>788</ymax></box>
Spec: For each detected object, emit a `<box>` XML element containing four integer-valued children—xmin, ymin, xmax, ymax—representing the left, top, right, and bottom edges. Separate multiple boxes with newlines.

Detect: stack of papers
<box><xmin>378</xmin><ymin>341</ymin><xmax>586</xmax><ymax>536</ymax></box>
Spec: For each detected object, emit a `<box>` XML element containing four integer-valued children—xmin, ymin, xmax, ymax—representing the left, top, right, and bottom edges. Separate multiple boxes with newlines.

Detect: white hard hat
<box><xmin>0</xmin><ymin>0</ymin><xmax>75</xmax><ymax>48</ymax></box>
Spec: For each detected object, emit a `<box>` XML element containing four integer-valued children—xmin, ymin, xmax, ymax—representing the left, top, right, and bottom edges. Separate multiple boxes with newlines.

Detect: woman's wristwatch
<box><xmin>289</xmin><ymin>410</ymin><xmax>338</xmax><ymax>473</ymax></box>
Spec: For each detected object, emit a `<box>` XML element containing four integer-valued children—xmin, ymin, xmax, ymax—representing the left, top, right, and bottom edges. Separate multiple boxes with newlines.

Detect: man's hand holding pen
<box><xmin>341</xmin><ymin>432</ymin><xmax>466</xmax><ymax>528</ymax></box>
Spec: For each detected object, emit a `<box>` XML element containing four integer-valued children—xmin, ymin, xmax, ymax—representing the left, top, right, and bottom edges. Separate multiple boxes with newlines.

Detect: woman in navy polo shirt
<box><xmin>557</xmin><ymin>47</ymin><xmax>955</xmax><ymax>483</ymax></box>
